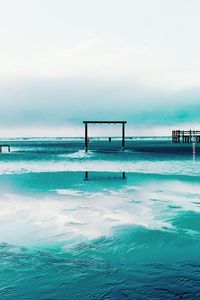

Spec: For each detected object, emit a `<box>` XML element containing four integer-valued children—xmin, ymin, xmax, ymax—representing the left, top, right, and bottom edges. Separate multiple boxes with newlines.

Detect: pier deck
<box><xmin>172</xmin><ymin>130</ymin><xmax>200</xmax><ymax>143</ymax></box>
<box><xmin>0</xmin><ymin>144</ymin><xmax>11</xmax><ymax>153</ymax></box>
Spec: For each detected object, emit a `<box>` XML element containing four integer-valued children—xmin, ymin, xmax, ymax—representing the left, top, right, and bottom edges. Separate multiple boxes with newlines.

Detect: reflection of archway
<box><xmin>84</xmin><ymin>171</ymin><xmax>126</xmax><ymax>180</ymax></box>
<box><xmin>83</xmin><ymin>121</ymin><xmax>127</xmax><ymax>152</ymax></box>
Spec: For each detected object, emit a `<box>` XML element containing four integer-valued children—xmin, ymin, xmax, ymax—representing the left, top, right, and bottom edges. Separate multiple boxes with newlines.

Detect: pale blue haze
<box><xmin>0</xmin><ymin>1</ymin><xmax>200</xmax><ymax>135</ymax></box>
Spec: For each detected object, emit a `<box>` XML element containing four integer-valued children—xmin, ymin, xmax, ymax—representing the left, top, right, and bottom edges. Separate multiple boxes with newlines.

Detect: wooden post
<box><xmin>85</xmin><ymin>122</ymin><xmax>88</xmax><ymax>152</ymax></box>
<box><xmin>122</xmin><ymin>123</ymin><xmax>125</xmax><ymax>150</ymax></box>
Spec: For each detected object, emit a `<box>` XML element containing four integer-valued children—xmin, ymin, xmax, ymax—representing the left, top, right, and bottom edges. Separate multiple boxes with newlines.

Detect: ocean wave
<box><xmin>0</xmin><ymin>187</ymin><xmax>173</xmax><ymax>247</ymax></box>
<box><xmin>1</xmin><ymin>178</ymin><xmax>200</xmax><ymax>248</ymax></box>
<box><xmin>0</xmin><ymin>159</ymin><xmax>200</xmax><ymax>176</ymax></box>
<box><xmin>60</xmin><ymin>150</ymin><xmax>93</xmax><ymax>159</ymax></box>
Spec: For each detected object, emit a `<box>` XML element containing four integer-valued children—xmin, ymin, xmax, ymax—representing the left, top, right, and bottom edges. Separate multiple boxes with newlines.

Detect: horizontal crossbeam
<box><xmin>83</xmin><ymin>121</ymin><xmax>127</xmax><ymax>124</ymax></box>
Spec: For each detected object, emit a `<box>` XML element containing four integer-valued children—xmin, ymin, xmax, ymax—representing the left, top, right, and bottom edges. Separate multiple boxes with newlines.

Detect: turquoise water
<box><xmin>0</xmin><ymin>137</ymin><xmax>200</xmax><ymax>299</ymax></box>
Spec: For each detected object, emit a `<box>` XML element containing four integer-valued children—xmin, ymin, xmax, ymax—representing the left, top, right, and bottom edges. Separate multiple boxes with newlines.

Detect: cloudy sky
<box><xmin>0</xmin><ymin>0</ymin><xmax>200</xmax><ymax>136</ymax></box>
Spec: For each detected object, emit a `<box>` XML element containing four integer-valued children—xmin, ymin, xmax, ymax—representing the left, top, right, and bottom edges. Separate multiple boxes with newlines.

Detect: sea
<box><xmin>0</xmin><ymin>136</ymin><xmax>200</xmax><ymax>299</ymax></box>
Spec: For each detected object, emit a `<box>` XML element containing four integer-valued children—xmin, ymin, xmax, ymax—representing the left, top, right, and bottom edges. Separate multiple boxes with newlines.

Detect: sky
<box><xmin>0</xmin><ymin>0</ymin><xmax>200</xmax><ymax>137</ymax></box>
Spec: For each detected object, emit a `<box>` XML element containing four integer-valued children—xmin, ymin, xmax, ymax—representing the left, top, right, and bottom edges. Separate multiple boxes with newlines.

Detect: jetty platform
<box><xmin>0</xmin><ymin>144</ymin><xmax>11</xmax><ymax>153</ymax></box>
<box><xmin>172</xmin><ymin>130</ymin><xmax>200</xmax><ymax>143</ymax></box>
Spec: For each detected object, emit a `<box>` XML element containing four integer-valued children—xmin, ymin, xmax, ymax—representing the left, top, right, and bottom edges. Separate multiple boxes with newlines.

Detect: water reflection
<box><xmin>84</xmin><ymin>171</ymin><xmax>126</xmax><ymax>181</ymax></box>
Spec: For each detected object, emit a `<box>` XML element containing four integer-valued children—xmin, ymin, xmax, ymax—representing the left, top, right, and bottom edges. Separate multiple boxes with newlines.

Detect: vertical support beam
<box><xmin>122</xmin><ymin>122</ymin><xmax>125</xmax><ymax>150</ymax></box>
<box><xmin>85</xmin><ymin>122</ymin><xmax>88</xmax><ymax>152</ymax></box>
<box><xmin>189</xmin><ymin>130</ymin><xmax>192</xmax><ymax>143</ymax></box>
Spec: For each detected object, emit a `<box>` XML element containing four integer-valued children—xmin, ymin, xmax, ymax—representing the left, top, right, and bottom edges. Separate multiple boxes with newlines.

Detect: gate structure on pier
<box><xmin>172</xmin><ymin>130</ymin><xmax>200</xmax><ymax>143</ymax></box>
<box><xmin>83</xmin><ymin>121</ymin><xmax>127</xmax><ymax>152</ymax></box>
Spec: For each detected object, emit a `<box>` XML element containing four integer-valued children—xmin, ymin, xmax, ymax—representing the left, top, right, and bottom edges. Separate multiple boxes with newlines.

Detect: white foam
<box><xmin>55</xmin><ymin>189</ymin><xmax>82</xmax><ymax>196</ymax></box>
<box><xmin>0</xmin><ymin>185</ymin><xmax>175</xmax><ymax>247</ymax></box>
<box><xmin>60</xmin><ymin>150</ymin><xmax>93</xmax><ymax>159</ymax></box>
<box><xmin>0</xmin><ymin>178</ymin><xmax>200</xmax><ymax>248</ymax></box>
<box><xmin>0</xmin><ymin>159</ymin><xmax>200</xmax><ymax>176</ymax></box>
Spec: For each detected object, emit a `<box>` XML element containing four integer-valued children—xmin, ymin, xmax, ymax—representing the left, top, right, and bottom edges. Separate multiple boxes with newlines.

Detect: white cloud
<box><xmin>1</xmin><ymin>38</ymin><xmax>200</xmax><ymax>90</ymax></box>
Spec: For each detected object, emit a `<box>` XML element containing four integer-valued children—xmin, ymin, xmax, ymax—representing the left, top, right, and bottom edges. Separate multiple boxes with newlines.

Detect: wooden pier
<box><xmin>172</xmin><ymin>130</ymin><xmax>200</xmax><ymax>143</ymax></box>
<box><xmin>83</xmin><ymin>121</ymin><xmax>127</xmax><ymax>152</ymax></box>
<box><xmin>0</xmin><ymin>144</ymin><xmax>11</xmax><ymax>153</ymax></box>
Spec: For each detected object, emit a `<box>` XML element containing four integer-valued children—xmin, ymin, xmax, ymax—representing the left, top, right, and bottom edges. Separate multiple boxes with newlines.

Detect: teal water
<box><xmin>0</xmin><ymin>137</ymin><xmax>200</xmax><ymax>299</ymax></box>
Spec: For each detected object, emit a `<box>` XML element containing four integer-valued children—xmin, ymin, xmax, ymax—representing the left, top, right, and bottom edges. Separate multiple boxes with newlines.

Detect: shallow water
<box><xmin>0</xmin><ymin>137</ymin><xmax>200</xmax><ymax>299</ymax></box>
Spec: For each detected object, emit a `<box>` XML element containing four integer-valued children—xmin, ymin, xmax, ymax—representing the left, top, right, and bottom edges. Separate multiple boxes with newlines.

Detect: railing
<box><xmin>172</xmin><ymin>130</ymin><xmax>200</xmax><ymax>143</ymax></box>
